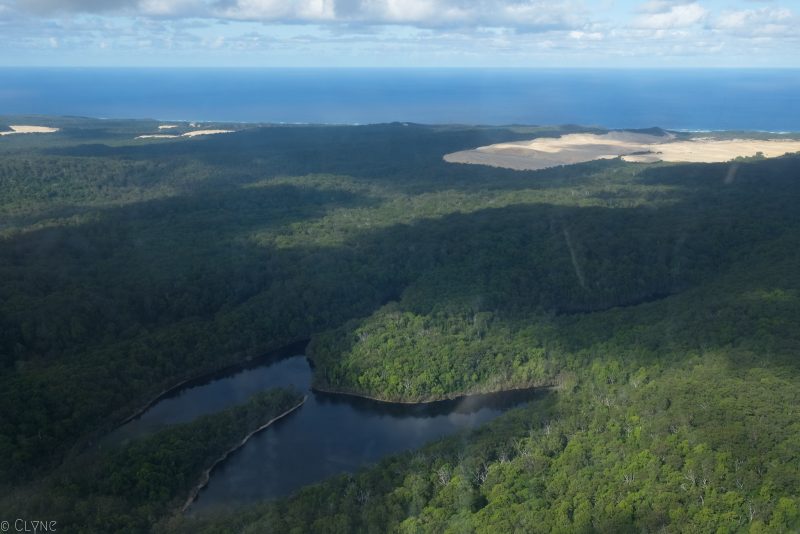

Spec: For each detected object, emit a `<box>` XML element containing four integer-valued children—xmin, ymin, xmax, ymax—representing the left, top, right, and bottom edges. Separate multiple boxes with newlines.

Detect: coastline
<box><xmin>180</xmin><ymin>396</ymin><xmax>308</xmax><ymax>513</ymax></box>
<box><xmin>5</xmin><ymin>69</ymin><xmax>800</xmax><ymax>132</ymax></box>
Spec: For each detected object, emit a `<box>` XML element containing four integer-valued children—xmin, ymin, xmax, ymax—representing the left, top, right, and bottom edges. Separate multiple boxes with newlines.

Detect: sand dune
<box><xmin>622</xmin><ymin>139</ymin><xmax>800</xmax><ymax>163</ymax></box>
<box><xmin>444</xmin><ymin>131</ymin><xmax>800</xmax><ymax>171</ymax></box>
<box><xmin>0</xmin><ymin>125</ymin><xmax>60</xmax><ymax>136</ymax></box>
<box><xmin>158</xmin><ymin>124</ymin><xmax>179</xmax><ymax>130</ymax></box>
<box><xmin>181</xmin><ymin>129</ymin><xmax>232</xmax><ymax>137</ymax></box>
<box><xmin>136</xmin><ymin>129</ymin><xmax>233</xmax><ymax>140</ymax></box>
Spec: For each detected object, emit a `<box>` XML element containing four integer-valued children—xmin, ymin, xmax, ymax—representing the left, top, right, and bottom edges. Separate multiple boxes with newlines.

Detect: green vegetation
<box><xmin>0</xmin><ymin>117</ymin><xmax>798</xmax><ymax>532</ymax></box>
<box><xmin>0</xmin><ymin>388</ymin><xmax>303</xmax><ymax>533</ymax></box>
<box><xmin>309</xmin><ymin>158</ymin><xmax>800</xmax><ymax>402</ymax></box>
<box><xmin>171</xmin><ymin>237</ymin><xmax>800</xmax><ymax>533</ymax></box>
<box><xmin>0</xmin><ymin>120</ymin><xmax>550</xmax><ymax>481</ymax></box>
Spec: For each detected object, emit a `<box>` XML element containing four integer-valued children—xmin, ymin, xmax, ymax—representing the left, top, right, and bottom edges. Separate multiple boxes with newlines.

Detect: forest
<box><xmin>0</xmin><ymin>116</ymin><xmax>798</xmax><ymax>532</ymax></box>
<box><xmin>2</xmin><ymin>387</ymin><xmax>303</xmax><ymax>532</ymax></box>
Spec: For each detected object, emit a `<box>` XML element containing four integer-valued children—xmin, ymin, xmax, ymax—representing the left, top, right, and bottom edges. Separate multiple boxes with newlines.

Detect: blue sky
<box><xmin>0</xmin><ymin>0</ymin><xmax>798</xmax><ymax>67</ymax></box>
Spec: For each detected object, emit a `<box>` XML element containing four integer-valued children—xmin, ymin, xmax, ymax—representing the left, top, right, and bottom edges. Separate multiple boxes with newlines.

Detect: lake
<box><xmin>100</xmin><ymin>345</ymin><xmax>542</xmax><ymax>515</ymax></box>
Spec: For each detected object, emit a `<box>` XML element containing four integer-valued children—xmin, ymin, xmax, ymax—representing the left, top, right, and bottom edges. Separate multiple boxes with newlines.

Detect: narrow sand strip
<box><xmin>136</xmin><ymin>129</ymin><xmax>233</xmax><ymax>140</ymax></box>
<box><xmin>181</xmin><ymin>129</ymin><xmax>233</xmax><ymax>137</ymax></box>
<box><xmin>0</xmin><ymin>125</ymin><xmax>60</xmax><ymax>136</ymax></box>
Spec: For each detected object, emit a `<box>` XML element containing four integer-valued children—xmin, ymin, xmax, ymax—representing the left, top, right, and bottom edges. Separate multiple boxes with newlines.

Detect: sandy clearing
<box><xmin>158</xmin><ymin>124</ymin><xmax>179</xmax><ymax>130</ymax></box>
<box><xmin>0</xmin><ymin>125</ymin><xmax>60</xmax><ymax>136</ymax></box>
<box><xmin>622</xmin><ymin>139</ymin><xmax>800</xmax><ymax>164</ymax></box>
<box><xmin>487</xmin><ymin>131</ymin><xmax>670</xmax><ymax>154</ymax></box>
<box><xmin>444</xmin><ymin>131</ymin><xmax>800</xmax><ymax>171</ymax></box>
<box><xmin>181</xmin><ymin>129</ymin><xmax>232</xmax><ymax>137</ymax></box>
<box><xmin>135</xmin><ymin>129</ymin><xmax>234</xmax><ymax>140</ymax></box>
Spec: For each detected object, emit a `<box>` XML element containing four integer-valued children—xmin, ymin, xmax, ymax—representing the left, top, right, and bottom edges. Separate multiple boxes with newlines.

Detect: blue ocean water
<box><xmin>1</xmin><ymin>68</ymin><xmax>799</xmax><ymax>131</ymax></box>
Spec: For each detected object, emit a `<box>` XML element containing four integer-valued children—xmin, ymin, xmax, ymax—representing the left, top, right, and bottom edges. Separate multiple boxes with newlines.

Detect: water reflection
<box><xmin>101</xmin><ymin>345</ymin><xmax>542</xmax><ymax>514</ymax></box>
<box><xmin>101</xmin><ymin>343</ymin><xmax>308</xmax><ymax>447</ymax></box>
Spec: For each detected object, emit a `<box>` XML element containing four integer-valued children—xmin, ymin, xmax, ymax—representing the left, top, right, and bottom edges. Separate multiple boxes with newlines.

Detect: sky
<box><xmin>0</xmin><ymin>0</ymin><xmax>798</xmax><ymax>67</ymax></box>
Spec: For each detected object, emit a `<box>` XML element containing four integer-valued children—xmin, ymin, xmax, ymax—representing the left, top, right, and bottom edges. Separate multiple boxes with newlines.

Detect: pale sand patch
<box><xmin>135</xmin><ymin>129</ymin><xmax>233</xmax><ymax>140</ymax></box>
<box><xmin>158</xmin><ymin>124</ymin><xmax>179</xmax><ymax>130</ymax></box>
<box><xmin>444</xmin><ymin>132</ymin><xmax>800</xmax><ymax>171</ymax></box>
<box><xmin>622</xmin><ymin>139</ymin><xmax>800</xmax><ymax>164</ymax></box>
<box><xmin>0</xmin><ymin>125</ymin><xmax>60</xmax><ymax>136</ymax></box>
<box><xmin>181</xmin><ymin>129</ymin><xmax>232</xmax><ymax>137</ymax></box>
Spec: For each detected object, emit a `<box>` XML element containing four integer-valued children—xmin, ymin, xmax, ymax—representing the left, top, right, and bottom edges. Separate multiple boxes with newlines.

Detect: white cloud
<box><xmin>1</xmin><ymin>0</ymin><xmax>798</xmax><ymax>66</ymax></box>
<box><xmin>216</xmin><ymin>0</ymin><xmax>336</xmax><ymax>22</ymax></box>
<box><xmin>368</xmin><ymin>0</ymin><xmax>441</xmax><ymax>24</ymax></box>
<box><xmin>715</xmin><ymin>7</ymin><xmax>796</xmax><ymax>36</ymax></box>
<box><xmin>632</xmin><ymin>2</ymin><xmax>707</xmax><ymax>29</ymax></box>
<box><xmin>138</xmin><ymin>0</ymin><xmax>207</xmax><ymax>16</ymax></box>
<box><xmin>3</xmin><ymin>0</ymin><xmax>582</xmax><ymax>31</ymax></box>
<box><xmin>569</xmin><ymin>30</ymin><xmax>603</xmax><ymax>40</ymax></box>
<box><xmin>13</xmin><ymin>0</ymin><xmax>137</xmax><ymax>15</ymax></box>
<box><xmin>636</xmin><ymin>0</ymin><xmax>686</xmax><ymax>14</ymax></box>
<box><xmin>215</xmin><ymin>0</ymin><xmax>583</xmax><ymax>31</ymax></box>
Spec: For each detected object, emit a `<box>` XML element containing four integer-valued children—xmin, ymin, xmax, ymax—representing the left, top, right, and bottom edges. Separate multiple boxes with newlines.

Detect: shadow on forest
<box><xmin>43</xmin><ymin>123</ymin><xmax>638</xmax><ymax>194</ymax></box>
<box><xmin>4</xmin><ymin>149</ymin><xmax>799</xmax><ymax>365</ymax></box>
<box><xmin>2</xmin><ymin>136</ymin><xmax>800</xmax><ymax>478</ymax></box>
<box><xmin>43</xmin><ymin>121</ymin><xmax>800</xmax><ymax>201</ymax></box>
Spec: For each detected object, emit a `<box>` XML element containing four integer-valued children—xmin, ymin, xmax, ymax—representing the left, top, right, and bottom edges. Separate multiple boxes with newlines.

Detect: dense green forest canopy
<box><xmin>2</xmin><ymin>387</ymin><xmax>303</xmax><ymax>532</ymax></box>
<box><xmin>0</xmin><ymin>117</ymin><xmax>798</xmax><ymax>532</ymax></box>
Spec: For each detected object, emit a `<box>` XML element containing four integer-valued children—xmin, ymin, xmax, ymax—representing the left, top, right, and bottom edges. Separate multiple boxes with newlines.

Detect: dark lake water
<box><xmin>101</xmin><ymin>346</ymin><xmax>541</xmax><ymax>514</ymax></box>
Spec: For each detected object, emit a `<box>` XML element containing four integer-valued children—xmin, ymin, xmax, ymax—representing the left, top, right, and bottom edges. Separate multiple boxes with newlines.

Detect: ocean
<box><xmin>1</xmin><ymin>68</ymin><xmax>799</xmax><ymax>131</ymax></box>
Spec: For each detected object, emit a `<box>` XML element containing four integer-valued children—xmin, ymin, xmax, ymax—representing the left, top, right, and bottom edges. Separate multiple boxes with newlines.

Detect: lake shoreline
<box><xmin>116</xmin><ymin>339</ymin><xmax>310</xmax><ymax>429</ymax></box>
<box><xmin>180</xmin><ymin>395</ymin><xmax>308</xmax><ymax>513</ymax></box>
<box><xmin>106</xmin><ymin>336</ymin><xmax>551</xmax><ymax>447</ymax></box>
<box><xmin>311</xmin><ymin>382</ymin><xmax>555</xmax><ymax>406</ymax></box>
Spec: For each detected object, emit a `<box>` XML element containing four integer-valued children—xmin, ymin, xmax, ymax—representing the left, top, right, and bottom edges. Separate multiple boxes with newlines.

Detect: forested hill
<box><xmin>0</xmin><ymin>117</ymin><xmax>798</xmax><ymax>532</ymax></box>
